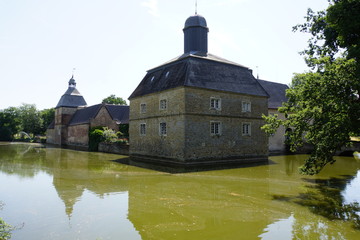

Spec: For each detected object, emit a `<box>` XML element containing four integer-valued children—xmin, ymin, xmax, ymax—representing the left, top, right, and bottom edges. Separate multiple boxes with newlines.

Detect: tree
<box><xmin>102</xmin><ymin>95</ymin><xmax>127</xmax><ymax>105</ymax></box>
<box><xmin>39</xmin><ymin>108</ymin><xmax>55</xmax><ymax>134</ymax></box>
<box><xmin>18</xmin><ymin>104</ymin><xmax>42</xmax><ymax>136</ymax></box>
<box><xmin>0</xmin><ymin>107</ymin><xmax>20</xmax><ymax>141</ymax></box>
<box><xmin>262</xmin><ymin>0</ymin><xmax>360</xmax><ymax>175</ymax></box>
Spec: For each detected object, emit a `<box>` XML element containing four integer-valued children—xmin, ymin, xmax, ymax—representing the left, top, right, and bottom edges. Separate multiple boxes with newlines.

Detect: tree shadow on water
<box><xmin>273</xmin><ymin>175</ymin><xmax>360</xmax><ymax>230</ymax></box>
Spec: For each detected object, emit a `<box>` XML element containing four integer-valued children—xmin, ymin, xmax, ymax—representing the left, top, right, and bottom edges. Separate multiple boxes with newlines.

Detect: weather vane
<box><xmin>72</xmin><ymin>68</ymin><xmax>76</xmax><ymax>78</ymax></box>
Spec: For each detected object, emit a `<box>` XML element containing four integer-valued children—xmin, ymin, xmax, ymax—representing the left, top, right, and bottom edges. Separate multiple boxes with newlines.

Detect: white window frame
<box><xmin>159</xmin><ymin>122</ymin><xmax>167</xmax><ymax>136</ymax></box>
<box><xmin>210</xmin><ymin>97</ymin><xmax>221</xmax><ymax>110</ymax></box>
<box><xmin>140</xmin><ymin>103</ymin><xmax>147</xmax><ymax>113</ymax></box>
<box><xmin>242</xmin><ymin>101</ymin><xmax>251</xmax><ymax>112</ymax></box>
<box><xmin>140</xmin><ymin>123</ymin><xmax>146</xmax><ymax>136</ymax></box>
<box><xmin>210</xmin><ymin>121</ymin><xmax>222</xmax><ymax>136</ymax></box>
<box><xmin>159</xmin><ymin>99</ymin><xmax>167</xmax><ymax>110</ymax></box>
<box><xmin>242</xmin><ymin>122</ymin><xmax>251</xmax><ymax>136</ymax></box>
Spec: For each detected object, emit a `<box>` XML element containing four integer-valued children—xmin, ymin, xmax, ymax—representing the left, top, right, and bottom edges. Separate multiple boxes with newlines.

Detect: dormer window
<box><xmin>210</xmin><ymin>97</ymin><xmax>221</xmax><ymax>110</ymax></box>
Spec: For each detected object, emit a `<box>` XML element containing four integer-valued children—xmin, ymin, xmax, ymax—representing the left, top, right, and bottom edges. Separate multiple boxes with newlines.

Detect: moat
<box><xmin>1</xmin><ymin>142</ymin><xmax>360</xmax><ymax>239</ymax></box>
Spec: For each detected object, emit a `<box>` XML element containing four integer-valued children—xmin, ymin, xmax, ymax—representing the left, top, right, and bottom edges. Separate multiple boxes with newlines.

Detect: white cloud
<box><xmin>141</xmin><ymin>0</ymin><xmax>159</xmax><ymax>17</ymax></box>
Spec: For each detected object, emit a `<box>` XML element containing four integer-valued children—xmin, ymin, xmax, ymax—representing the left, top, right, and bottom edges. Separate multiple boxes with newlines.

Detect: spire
<box><xmin>69</xmin><ymin>68</ymin><xmax>76</xmax><ymax>88</ymax></box>
<box><xmin>68</xmin><ymin>76</ymin><xmax>76</xmax><ymax>88</ymax></box>
<box><xmin>195</xmin><ymin>0</ymin><xmax>197</xmax><ymax>14</ymax></box>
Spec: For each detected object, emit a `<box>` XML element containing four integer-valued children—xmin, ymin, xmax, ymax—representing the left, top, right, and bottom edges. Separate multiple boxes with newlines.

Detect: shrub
<box><xmin>89</xmin><ymin>127</ymin><xmax>104</xmax><ymax>151</ymax></box>
<box><xmin>102</xmin><ymin>127</ymin><xmax>118</xmax><ymax>143</ymax></box>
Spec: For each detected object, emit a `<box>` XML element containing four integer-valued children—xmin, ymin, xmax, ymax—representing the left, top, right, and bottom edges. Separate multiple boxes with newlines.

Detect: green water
<box><xmin>1</xmin><ymin>143</ymin><xmax>360</xmax><ymax>240</ymax></box>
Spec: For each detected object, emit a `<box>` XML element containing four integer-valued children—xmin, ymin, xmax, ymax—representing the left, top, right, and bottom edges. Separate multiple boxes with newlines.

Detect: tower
<box><xmin>54</xmin><ymin>76</ymin><xmax>87</xmax><ymax>145</ymax></box>
<box><xmin>183</xmin><ymin>14</ymin><xmax>209</xmax><ymax>56</ymax></box>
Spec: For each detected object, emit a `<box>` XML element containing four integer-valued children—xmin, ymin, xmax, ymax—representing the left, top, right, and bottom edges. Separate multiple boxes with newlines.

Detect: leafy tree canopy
<box><xmin>262</xmin><ymin>0</ymin><xmax>360</xmax><ymax>175</ymax></box>
<box><xmin>102</xmin><ymin>95</ymin><xmax>127</xmax><ymax>105</ymax></box>
<box><xmin>0</xmin><ymin>105</ymin><xmax>55</xmax><ymax>140</ymax></box>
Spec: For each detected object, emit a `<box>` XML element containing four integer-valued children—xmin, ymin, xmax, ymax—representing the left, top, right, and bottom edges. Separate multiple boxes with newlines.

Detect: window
<box><xmin>140</xmin><ymin>123</ymin><xmax>146</xmax><ymax>136</ymax></box>
<box><xmin>210</xmin><ymin>97</ymin><xmax>221</xmax><ymax>110</ymax></box>
<box><xmin>242</xmin><ymin>101</ymin><xmax>251</xmax><ymax>112</ymax></box>
<box><xmin>140</xmin><ymin>103</ymin><xmax>147</xmax><ymax>113</ymax></box>
<box><xmin>242</xmin><ymin>123</ymin><xmax>251</xmax><ymax>136</ymax></box>
<box><xmin>159</xmin><ymin>122</ymin><xmax>167</xmax><ymax>136</ymax></box>
<box><xmin>210</xmin><ymin>121</ymin><xmax>221</xmax><ymax>135</ymax></box>
<box><xmin>159</xmin><ymin>99</ymin><xmax>167</xmax><ymax>110</ymax></box>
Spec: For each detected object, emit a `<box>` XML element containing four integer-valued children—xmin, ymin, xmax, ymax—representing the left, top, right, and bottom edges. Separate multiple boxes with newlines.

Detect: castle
<box><xmin>128</xmin><ymin>14</ymin><xmax>287</xmax><ymax>166</ymax></box>
<box><xmin>47</xmin><ymin>14</ymin><xmax>288</xmax><ymax>165</ymax></box>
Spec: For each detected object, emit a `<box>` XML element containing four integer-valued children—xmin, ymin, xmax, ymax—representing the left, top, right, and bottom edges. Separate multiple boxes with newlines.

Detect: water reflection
<box><xmin>1</xmin><ymin>143</ymin><xmax>360</xmax><ymax>239</ymax></box>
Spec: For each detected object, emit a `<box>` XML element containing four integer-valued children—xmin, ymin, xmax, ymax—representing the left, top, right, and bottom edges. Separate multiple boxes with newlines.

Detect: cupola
<box><xmin>183</xmin><ymin>14</ymin><xmax>209</xmax><ymax>56</ymax></box>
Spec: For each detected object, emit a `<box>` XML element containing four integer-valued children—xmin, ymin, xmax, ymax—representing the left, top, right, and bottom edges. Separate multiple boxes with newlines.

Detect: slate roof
<box><xmin>257</xmin><ymin>79</ymin><xmax>288</xmax><ymax>109</ymax></box>
<box><xmin>184</xmin><ymin>14</ymin><xmax>208</xmax><ymax>29</ymax></box>
<box><xmin>68</xmin><ymin>104</ymin><xmax>129</xmax><ymax>126</ymax></box>
<box><xmin>106</xmin><ymin>105</ymin><xmax>129</xmax><ymax>124</ymax></box>
<box><xmin>69</xmin><ymin>104</ymin><xmax>102</xmax><ymax>125</ymax></box>
<box><xmin>129</xmin><ymin>54</ymin><xmax>269</xmax><ymax>99</ymax></box>
<box><xmin>56</xmin><ymin>87</ymin><xmax>87</xmax><ymax>108</ymax></box>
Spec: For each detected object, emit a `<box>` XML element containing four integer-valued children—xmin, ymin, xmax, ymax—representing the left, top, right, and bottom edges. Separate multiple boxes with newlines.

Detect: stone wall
<box><xmin>98</xmin><ymin>142</ymin><xmax>129</xmax><ymax>155</ymax></box>
<box><xmin>183</xmin><ymin>87</ymin><xmax>268</xmax><ymax>161</ymax></box>
<box><xmin>46</xmin><ymin>129</ymin><xmax>55</xmax><ymax>144</ymax></box>
<box><xmin>130</xmin><ymin>87</ymin><xmax>186</xmax><ymax>161</ymax></box>
<box><xmin>90</xmin><ymin>106</ymin><xmax>119</xmax><ymax>131</ymax></box>
<box><xmin>129</xmin><ymin>86</ymin><xmax>268</xmax><ymax>164</ymax></box>
<box><xmin>67</xmin><ymin>124</ymin><xmax>89</xmax><ymax>147</ymax></box>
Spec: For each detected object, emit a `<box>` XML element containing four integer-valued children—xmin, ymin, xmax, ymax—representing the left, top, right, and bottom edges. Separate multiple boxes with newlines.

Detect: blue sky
<box><xmin>0</xmin><ymin>0</ymin><xmax>329</xmax><ymax>110</ymax></box>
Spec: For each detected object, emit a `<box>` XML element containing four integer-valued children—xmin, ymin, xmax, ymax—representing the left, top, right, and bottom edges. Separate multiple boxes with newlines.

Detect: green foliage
<box><xmin>263</xmin><ymin>0</ymin><xmax>360</xmax><ymax>175</ymax></box>
<box><xmin>0</xmin><ymin>202</ymin><xmax>14</xmax><ymax>240</ymax></box>
<box><xmin>0</xmin><ymin>104</ymin><xmax>55</xmax><ymax>139</ymax></box>
<box><xmin>88</xmin><ymin>127</ymin><xmax>104</xmax><ymax>151</ymax></box>
<box><xmin>18</xmin><ymin>104</ymin><xmax>42</xmax><ymax>135</ymax></box>
<box><xmin>102</xmin><ymin>127</ymin><xmax>118</xmax><ymax>143</ymax></box>
<box><xmin>39</xmin><ymin>108</ymin><xmax>55</xmax><ymax>134</ymax></box>
<box><xmin>102</xmin><ymin>95</ymin><xmax>127</xmax><ymax>105</ymax></box>
<box><xmin>118</xmin><ymin>124</ymin><xmax>129</xmax><ymax>137</ymax></box>
<box><xmin>293</xmin><ymin>0</ymin><xmax>360</xmax><ymax>65</ymax></box>
<box><xmin>0</xmin><ymin>107</ymin><xmax>20</xmax><ymax>141</ymax></box>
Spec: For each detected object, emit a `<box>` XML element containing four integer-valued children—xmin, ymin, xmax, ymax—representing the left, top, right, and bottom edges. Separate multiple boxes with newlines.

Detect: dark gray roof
<box><xmin>69</xmin><ymin>104</ymin><xmax>102</xmax><ymax>125</ymax></box>
<box><xmin>129</xmin><ymin>54</ymin><xmax>269</xmax><ymax>99</ymax></box>
<box><xmin>257</xmin><ymin>79</ymin><xmax>288</xmax><ymax>109</ymax></box>
<box><xmin>106</xmin><ymin>105</ymin><xmax>129</xmax><ymax>124</ymax></box>
<box><xmin>184</xmin><ymin>14</ymin><xmax>208</xmax><ymax>29</ymax></box>
<box><xmin>68</xmin><ymin>104</ymin><xmax>129</xmax><ymax>126</ymax></box>
<box><xmin>56</xmin><ymin>87</ymin><xmax>87</xmax><ymax>108</ymax></box>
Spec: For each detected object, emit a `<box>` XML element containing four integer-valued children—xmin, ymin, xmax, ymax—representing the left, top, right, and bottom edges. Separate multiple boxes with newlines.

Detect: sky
<box><xmin>0</xmin><ymin>0</ymin><xmax>329</xmax><ymax>110</ymax></box>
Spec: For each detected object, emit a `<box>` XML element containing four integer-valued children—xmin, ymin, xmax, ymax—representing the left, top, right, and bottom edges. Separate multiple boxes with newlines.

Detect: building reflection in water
<box><xmin>1</xmin><ymin>143</ymin><xmax>360</xmax><ymax>239</ymax></box>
